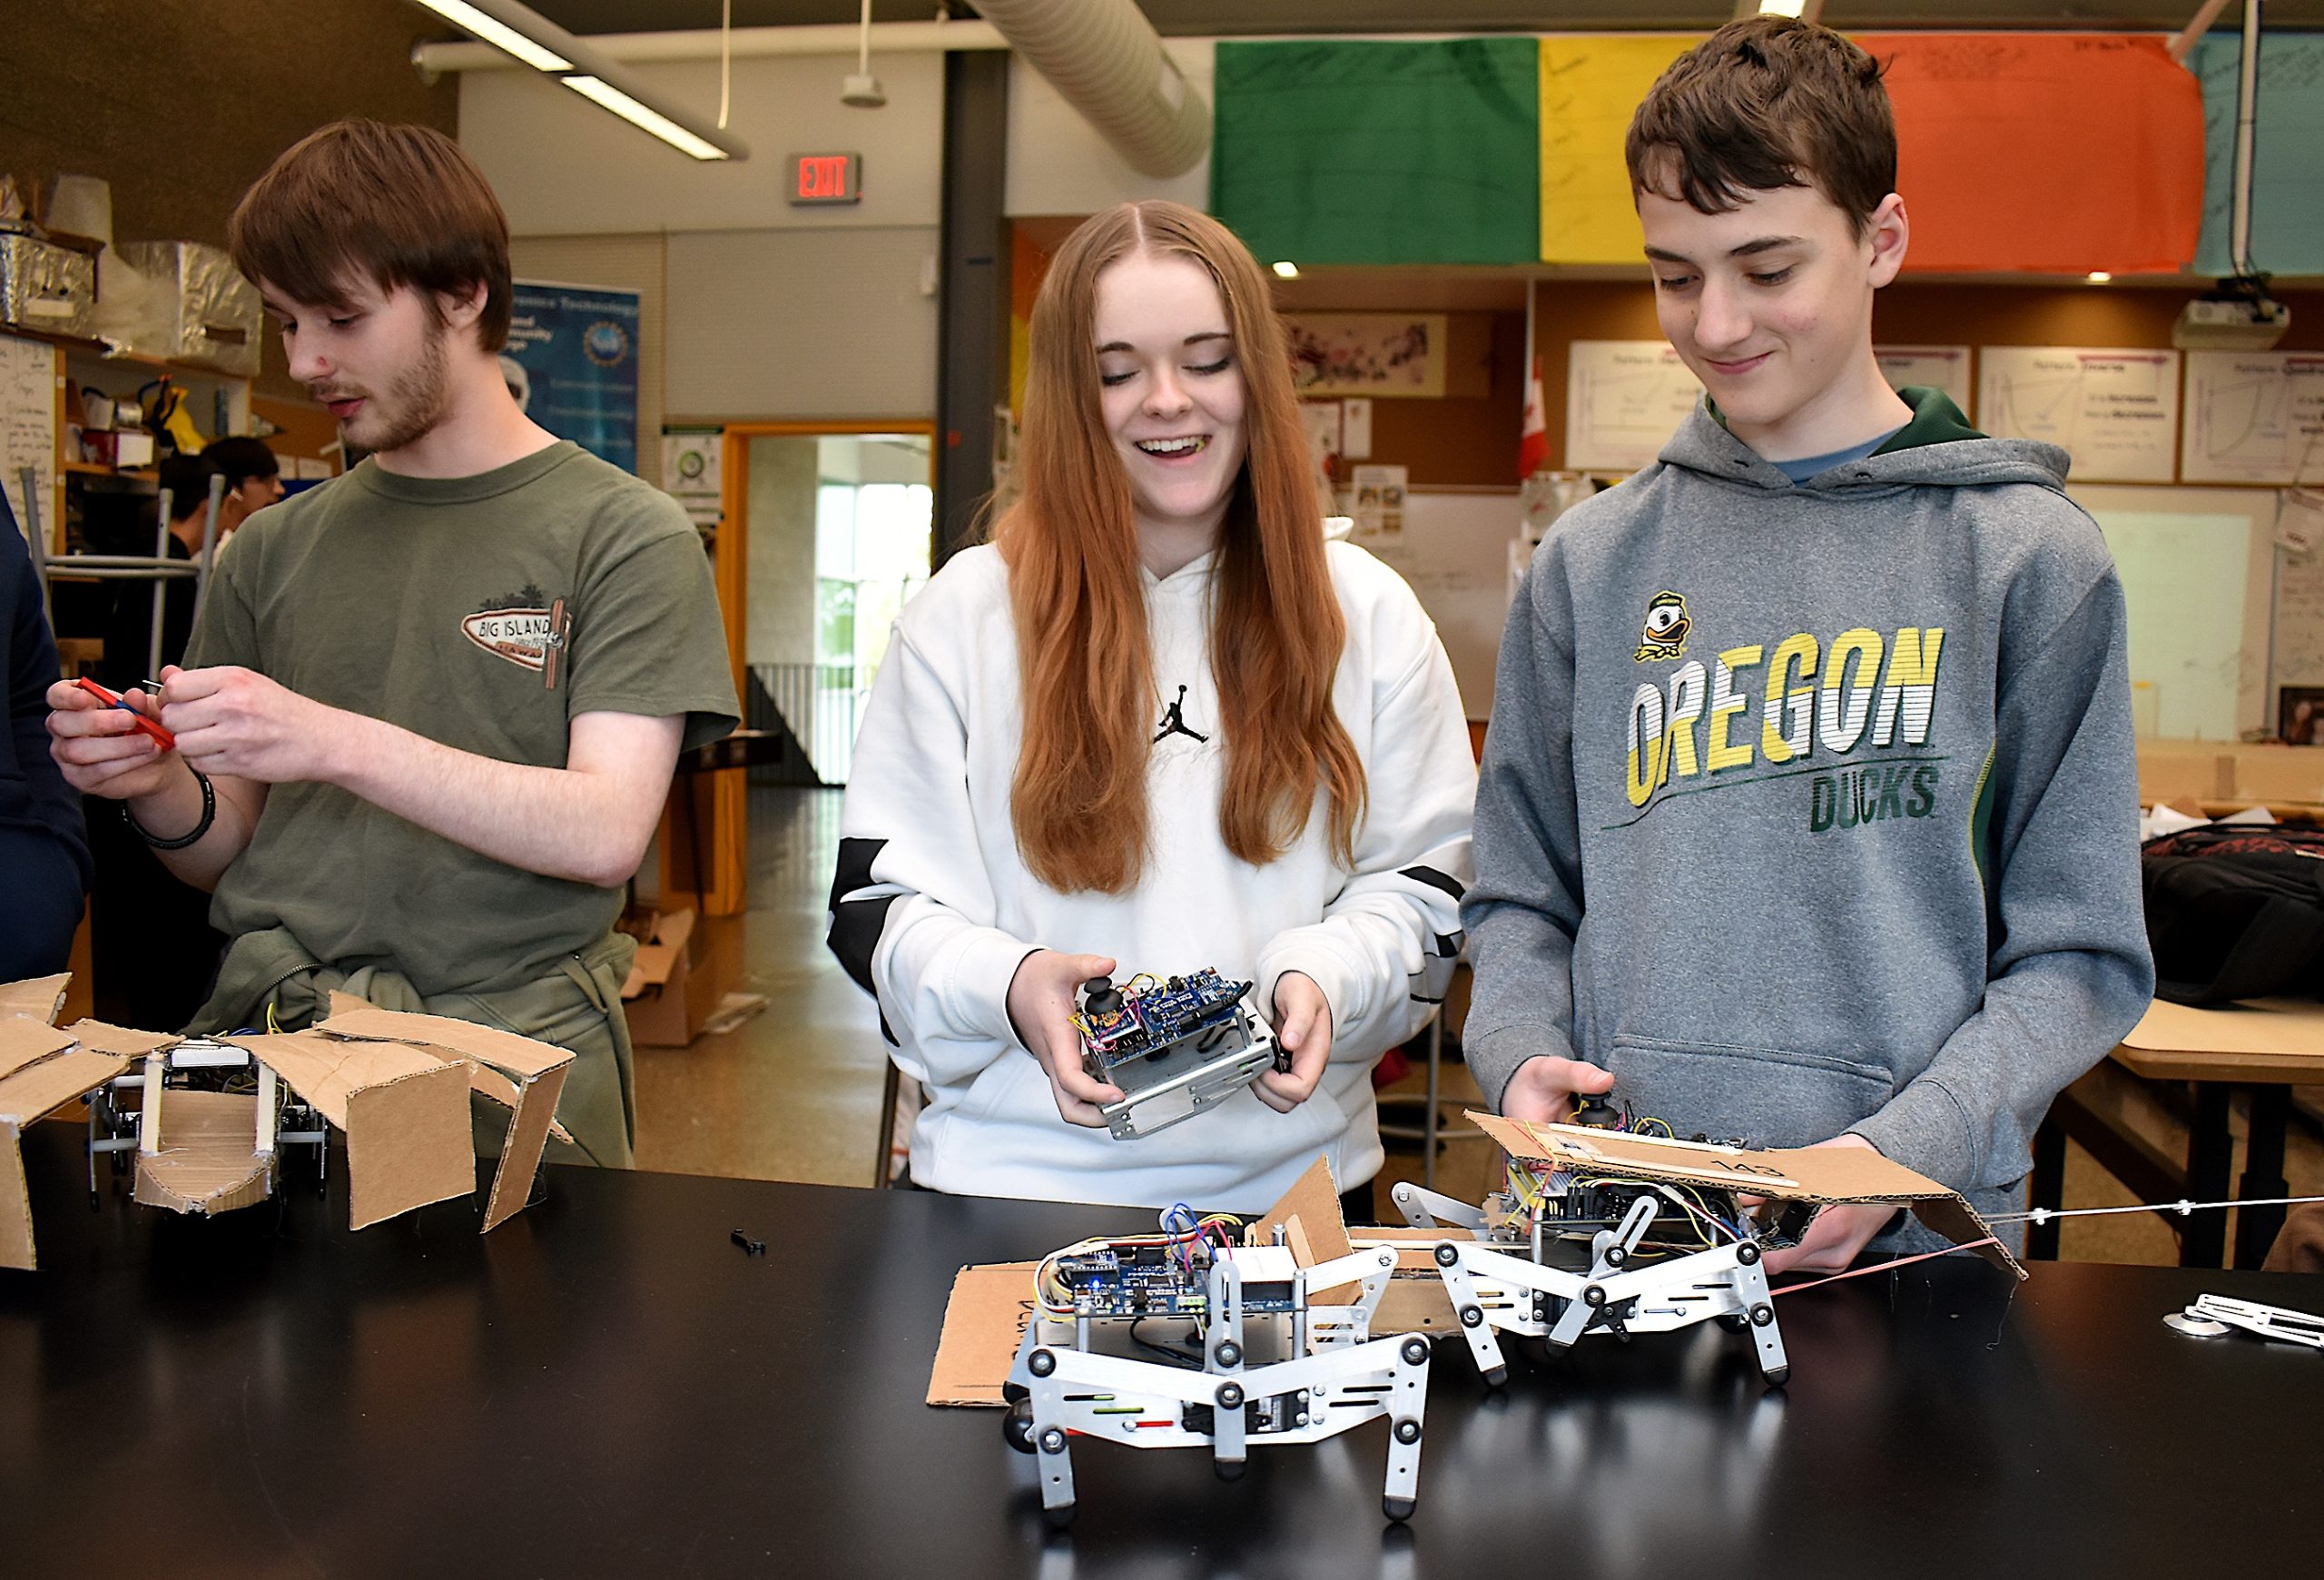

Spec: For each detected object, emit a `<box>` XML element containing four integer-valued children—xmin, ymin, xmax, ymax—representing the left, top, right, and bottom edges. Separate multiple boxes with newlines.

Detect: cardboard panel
<box><xmin>61</xmin><ymin>1022</ymin><xmax>176</xmax><ymax>1059</ymax></box>
<box><xmin>480</xmin><ymin>1063</ymin><xmax>568</xmax><ymax>1232</ymax></box>
<box><xmin>342</xmin><ymin>1062</ymin><xmax>474</xmax><ymax>1230</ymax></box>
<box><xmin>316</xmin><ymin>1002</ymin><xmax>573</xmax><ymax>1080</ymax></box>
<box><xmin>927</xmin><ymin>1262</ymin><xmax>1040</xmax><ymax>1407</ymax></box>
<box><xmin>0</xmin><ymin>1050</ymin><xmax>131</xmax><ymax>1124</ymax></box>
<box><xmin>0</xmin><ymin>974</ymin><xmax>69</xmax><ymax>1024</ymax></box>
<box><xmin>0</xmin><ymin>1021</ymin><xmax>74</xmax><ymax>1083</ymax></box>
<box><xmin>133</xmin><ymin>1091</ymin><xmax>272</xmax><ymax>1217</ymax></box>
<box><xmin>1246</xmin><ymin>1154</ymin><xmax>1360</xmax><ymax>1304</ymax></box>
<box><xmin>0</xmin><ymin>1121</ymin><xmax>34</xmax><ymax>1270</ymax></box>
<box><xmin>230</xmin><ymin>1032</ymin><xmax>449</xmax><ymax>1128</ymax></box>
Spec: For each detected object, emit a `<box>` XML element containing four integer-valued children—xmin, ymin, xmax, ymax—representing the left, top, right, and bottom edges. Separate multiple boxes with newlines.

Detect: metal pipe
<box><xmin>2231</xmin><ymin>0</ymin><xmax>2262</xmax><ymax>278</ymax></box>
<box><xmin>973</xmin><ymin>0</ymin><xmax>1209</xmax><ymax>179</ymax></box>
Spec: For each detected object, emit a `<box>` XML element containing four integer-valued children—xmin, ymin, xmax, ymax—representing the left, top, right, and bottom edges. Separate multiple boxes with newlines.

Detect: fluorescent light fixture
<box><xmin>403</xmin><ymin>0</ymin><xmax>747</xmax><ymax>160</ymax></box>
<box><xmin>409</xmin><ymin>0</ymin><xmax>569</xmax><ymax>73</ymax></box>
<box><xmin>1757</xmin><ymin>1</ymin><xmax>1810</xmax><ymax>15</ymax></box>
<box><xmin>1271</xmin><ymin>261</ymin><xmax>1300</xmax><ymax>280</ymax></box>
<box><xmin>563</xmin><ymin>76</ymin><xmax>729</xmax><ymax>161</ymax></box>
<box><xmin>2087</xmin><ymin>272</ymin><xmax>2113</xmax><ymax>283</ymax></box>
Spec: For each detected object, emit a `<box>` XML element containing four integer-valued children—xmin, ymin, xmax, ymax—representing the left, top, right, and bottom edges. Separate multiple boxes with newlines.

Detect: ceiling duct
<box><xmin>972</xmin><ymin>0</ymin><xmax>1209</xmax><ymax>180</ymax></box>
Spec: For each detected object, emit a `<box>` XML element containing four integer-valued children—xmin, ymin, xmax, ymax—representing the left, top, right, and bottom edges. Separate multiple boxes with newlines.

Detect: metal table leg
<box><xmin>2027</xmin><ymin>1114</ymin><xmax>2066</xmax><ymax>1261</ymax></box>
<box><xmin>2234</xmin><ymin>1084</ymin><xmax>2291</xmax><ymax>1270</ymax></box>
<box><xmin>2181</xmin><ymin>1083</ymin><xmax>2233</xmax><ymax>1269</ymax></box>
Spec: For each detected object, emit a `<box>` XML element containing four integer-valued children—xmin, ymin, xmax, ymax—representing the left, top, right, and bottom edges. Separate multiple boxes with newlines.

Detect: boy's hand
<box><xmin>45</xmin><ymin>678</ymin><xmax>179</xmax><ymax>799</ymax></box>
<box><xmin>159</xmin><ymin>666</ymin><xmax>335</xmax><ymax>784</ymax></box>
<box><xmin>1757</xmin><ymin>1133</ymin><xmax>1898</xmax><ymax>1277</ymax></box>
<box><xmin>1006</xmin><ymin>950</ymin><xmax>1123</xmax><ymax>1128</ymax></box>
<box><xmin>1498</xmin><ymin>1054</ymin><xmax>1616</xmax><ymax>1123</ymax></box>
<box><xmin>1255</xmin><ymin>971</ymin><xmax>1330</xmax><ymax>1112</ymax></box>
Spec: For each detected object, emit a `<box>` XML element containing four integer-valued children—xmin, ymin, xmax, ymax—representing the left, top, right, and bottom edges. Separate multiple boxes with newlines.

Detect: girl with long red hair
<box><xmin>830</xmin><ymin>202</ymin><xmax>1474</xmax><ymax>1214</ymax></box>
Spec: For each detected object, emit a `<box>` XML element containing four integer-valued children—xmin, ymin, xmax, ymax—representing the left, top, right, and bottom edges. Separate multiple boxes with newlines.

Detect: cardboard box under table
<box><xmin>621</xmin><ymin>907</ymin><xmax>724</xmax><ymax>1047</ymax></box>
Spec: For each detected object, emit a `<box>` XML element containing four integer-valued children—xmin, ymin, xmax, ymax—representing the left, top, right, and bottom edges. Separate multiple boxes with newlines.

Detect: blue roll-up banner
<box><xmin>503</xmin><ymin>281</ymin><xmax>642</xmax><ymax>474</ymax></box>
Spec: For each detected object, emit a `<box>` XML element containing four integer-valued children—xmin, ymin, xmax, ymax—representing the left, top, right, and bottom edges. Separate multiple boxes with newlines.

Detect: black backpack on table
<box><xmin>2142</xmin><ymin>824</ymin><xmax>2324</xmax><ymax>1005</ymax></box>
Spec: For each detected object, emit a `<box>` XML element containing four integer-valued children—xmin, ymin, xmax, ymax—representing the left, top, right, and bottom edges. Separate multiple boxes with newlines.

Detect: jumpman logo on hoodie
<box><xmin>1154</xmin><ymin>684</ymin><xmax>1208</xmax><ymax>745</ymax></box>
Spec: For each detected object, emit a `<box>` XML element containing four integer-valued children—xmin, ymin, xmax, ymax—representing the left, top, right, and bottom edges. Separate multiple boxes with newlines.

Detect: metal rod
<box><xmin>2231</xmin><ymin>0</ymin><xmax>2262</xmax><ymax>277</ymax></box>
<box><xmin>189</xmin><ymin>471</ymin><xmax>224</xmax><ymax>647</ymax></box>
<box><xmin>149</xmin><ymin>488</ymin><xmax>172</xmax><ymax>684</ymax></box>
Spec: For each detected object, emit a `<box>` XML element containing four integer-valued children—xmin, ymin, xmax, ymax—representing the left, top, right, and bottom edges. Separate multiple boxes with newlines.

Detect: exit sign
<box><xmin>789</xmin><ymin>153</ymin><xmax>862</xmax><ymax>205</ymax></box>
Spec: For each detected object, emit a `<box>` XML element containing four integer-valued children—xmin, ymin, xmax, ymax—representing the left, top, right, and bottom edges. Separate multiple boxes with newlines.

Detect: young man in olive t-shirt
<box><xmin>46</xmin><ymin>122</ymin><xmax>738</xmax><ymax>1166</ymax></box>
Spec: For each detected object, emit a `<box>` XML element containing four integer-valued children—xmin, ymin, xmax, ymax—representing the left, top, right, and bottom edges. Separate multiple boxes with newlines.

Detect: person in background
<box><xmin>1462</xmin><ymin>17</ymin><xmax>2152</xmax><ymax>1275</ymax></box>
<box><xmin>2</xmin><ymin>488</ymin><xmax>90</xmax><ymax>982</ymax></box>
<box><xmin>201</xmin><ymin>435</ymin><xmax>286</xmax><ymax>538</ymax></box>
<box><xmin>46</xmin><ymin>121</ymin><xmax>737</xmax><ymax>1162</ymax></box>
<box><xmin>828</xmin><ymin>201</ymin><xmax>1475</xmax><ymax>1219</ymax></box>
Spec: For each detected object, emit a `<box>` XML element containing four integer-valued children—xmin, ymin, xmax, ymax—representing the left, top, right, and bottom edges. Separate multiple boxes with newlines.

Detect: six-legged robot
<box><xmin>1005</xmin><ymin>1234</ymin><xmax>1433</xmax><ymax>1525</ymax></box>
<box><xmin>1391</xmin><ymin>1178</ymin><xmax>1789</xmax><ymax>1387</ymax></box>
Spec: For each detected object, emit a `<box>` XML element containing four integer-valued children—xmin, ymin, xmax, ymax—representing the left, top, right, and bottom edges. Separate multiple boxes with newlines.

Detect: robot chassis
<box><xmin>1388</xmin><ymin>1177</ymin><xmax>1791</xmax><ymax>1388</ymax></box>
<box><xmin>84</xmin><ymin>1037</ymin><xmax>330</xmax><ymax>1205</ymax></box>
<box><xmin>1004</xmin><ymin>1233</ymin><xmax>1433</xmax><ymax>1526</ymax></box>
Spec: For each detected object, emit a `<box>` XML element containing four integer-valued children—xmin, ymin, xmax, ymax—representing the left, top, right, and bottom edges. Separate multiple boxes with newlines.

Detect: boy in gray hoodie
<box><xmin>1462</xmin><ymin>16</ymin><xmax>2153</xmax><ymax>1275</ymax></box>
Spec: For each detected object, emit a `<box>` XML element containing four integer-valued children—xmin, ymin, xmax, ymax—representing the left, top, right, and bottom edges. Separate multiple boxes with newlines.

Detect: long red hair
<box><xmin>996</xmin><ymin>202</ymin><xmax>1365</xmax><ymax>894</ymax></box>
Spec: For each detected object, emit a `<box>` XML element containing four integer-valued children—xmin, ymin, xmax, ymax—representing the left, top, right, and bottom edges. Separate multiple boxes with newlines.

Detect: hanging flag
<box><xmin>1517</xmin><ymin>354</ymin><xmax>1549</xmax><ymax>479</ymax></box>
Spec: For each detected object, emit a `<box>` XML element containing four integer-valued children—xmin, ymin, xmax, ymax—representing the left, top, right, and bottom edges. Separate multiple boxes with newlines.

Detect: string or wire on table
<box><xmin>1985</xmin><ymin>1194</ymin><xmax>2324</xmax><ymax>1226</ymax></box>
<box><xmin>1769</xmin><ymin>1236</ymin><xmax>2001</xmax><ymax>1298</ymax></box>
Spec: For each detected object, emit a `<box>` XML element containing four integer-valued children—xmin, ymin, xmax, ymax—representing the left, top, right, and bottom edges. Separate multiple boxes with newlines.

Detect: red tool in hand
<box><xmin>73</xmin><ymin>677</ymin><xmax>177</xmax><ymax>752</ymax></box>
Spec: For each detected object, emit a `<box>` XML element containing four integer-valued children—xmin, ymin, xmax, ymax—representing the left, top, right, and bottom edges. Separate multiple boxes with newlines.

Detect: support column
<box><xmin>935</xmin><ymin>49</ymin><xmax>1010</xmax><ymax>568</ymax></box>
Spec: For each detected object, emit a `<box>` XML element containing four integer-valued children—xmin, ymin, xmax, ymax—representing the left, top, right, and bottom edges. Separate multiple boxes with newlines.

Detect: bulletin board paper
<box><xmin>1876</xmin><ymin>345</ymin><xmax>1973</xmax><ymax>417</ymax></box>
<box><xmin>0</xmin><ymin>334</ymin><xmax>57</xmax><ymax>544</ymax></box>
<box><xmin>1980</xmin><ymin>347</ymin><xmax>2181</xmax><ymax>484</ymax></box>
<box><xmin>1537</xmin><ymin>35</ymin><xmax>1703</xmax><ymax>265</ymax></box>
<box><xmin>1565</xmin><ymin>341</ymin><xmax>1701</xmax><ymax>473</ymax></box>
<box><xmin>2181</xmin><ymin>351</ymin><xmax>2324</xmax><ymax>487</ymax></box>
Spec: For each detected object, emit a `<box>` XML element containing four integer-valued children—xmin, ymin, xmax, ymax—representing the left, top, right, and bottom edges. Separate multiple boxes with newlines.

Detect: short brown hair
<box><xmin>228</xmin><ymin>120</ymin><xmax>514</xmax><ymax>352</ymax></box>
<box><xmin>1626</xmin><ymin>16</ymin><xmax>1895</xmax><ymax>238</ymax></box>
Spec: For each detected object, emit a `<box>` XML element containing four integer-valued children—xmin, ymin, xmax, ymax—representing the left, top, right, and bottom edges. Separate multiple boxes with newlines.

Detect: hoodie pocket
<box><xmin>1605</xmin><ymin>1034</ymin><xmax>1893</xmax><ymax>1151</ymax></box>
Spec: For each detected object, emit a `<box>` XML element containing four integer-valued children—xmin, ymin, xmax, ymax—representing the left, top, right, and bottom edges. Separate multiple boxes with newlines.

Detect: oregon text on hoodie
<box><xmin>1462</xmin><ymin>390</ymin><xmax>2154</xmax><ymax>1249</ymax></box>
<box><xmin>829</xmin><ymin>537</ymin><xmax>1477</xmax><ymax>1213</ymax></box>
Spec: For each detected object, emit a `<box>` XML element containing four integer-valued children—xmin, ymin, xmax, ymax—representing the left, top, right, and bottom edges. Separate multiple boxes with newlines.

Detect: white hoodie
<box><xmin>829</xmin><ymin>536</ymin><xmax>1477</xmax><ymax>1212</ymax></box>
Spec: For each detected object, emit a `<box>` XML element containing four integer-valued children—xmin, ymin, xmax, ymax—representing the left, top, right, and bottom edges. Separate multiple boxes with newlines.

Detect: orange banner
<box><xmin>1874</xmin><ymin>34</ymin><xmax>2203</xmax><ymax>275</ymax></box>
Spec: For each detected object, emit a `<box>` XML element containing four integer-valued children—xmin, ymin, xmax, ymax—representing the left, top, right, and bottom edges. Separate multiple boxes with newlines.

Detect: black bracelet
<box><xmin>123</xmin><ymin>767</ymin><xmax>215</xmax><ymax>850</ymax></box>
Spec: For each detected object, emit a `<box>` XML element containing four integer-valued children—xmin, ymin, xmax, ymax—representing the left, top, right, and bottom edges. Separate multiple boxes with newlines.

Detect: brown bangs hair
<box><xmin>228</xmin><ymin>120</ymin><xmax>514</xmax><ymax>352</ymax></box>
<box><xmin>998</xmin><ymin>201</ymin><xmax>1365</xmax><ymax>895</ymax></box>
<box><xmin>1625</xmin><ymin>16</ymin><xmax>1895</xmax><ymax>238</ymax></box>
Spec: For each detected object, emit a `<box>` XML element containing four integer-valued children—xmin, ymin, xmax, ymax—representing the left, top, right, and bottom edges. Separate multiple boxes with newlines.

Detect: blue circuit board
<box><xmin>1078</xmin><ymin>969</ymin><xmax>1252</xmax><ymax>1074</ymax></box>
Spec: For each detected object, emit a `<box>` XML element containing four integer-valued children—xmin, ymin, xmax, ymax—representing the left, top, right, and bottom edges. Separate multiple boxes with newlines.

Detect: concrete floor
<box><xmin>635</xmin><ymin>787</ymin><xmax>2323</xmax><ymax>1266</ymax></box>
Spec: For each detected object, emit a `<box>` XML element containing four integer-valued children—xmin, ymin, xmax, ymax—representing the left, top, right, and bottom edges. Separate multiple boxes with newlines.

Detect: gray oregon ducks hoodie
<box><xmin>1462</xmin><ymin>389</ymin><xmax>2155</xmax><ymax>1250</ymax></box>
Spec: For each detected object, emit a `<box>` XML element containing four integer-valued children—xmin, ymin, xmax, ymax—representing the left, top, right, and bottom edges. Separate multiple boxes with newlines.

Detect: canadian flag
<box><xmin>1517</xmin><ymin>353</ymin><xmax>1548</xmax><ymax>479</ymax></box>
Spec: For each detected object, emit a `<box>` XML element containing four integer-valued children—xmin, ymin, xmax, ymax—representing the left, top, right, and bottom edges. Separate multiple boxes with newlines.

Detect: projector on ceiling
<box><xmin>2174</xmin><ymin>279</ymin><xmax>2292</xmax><ymax>351</ymax></box>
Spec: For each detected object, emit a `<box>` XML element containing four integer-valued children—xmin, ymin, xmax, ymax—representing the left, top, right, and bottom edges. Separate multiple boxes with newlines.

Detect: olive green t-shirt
<box><xmin>187</xmin><ymin>441</ymin><xmax>740</xmax><ymax>997</ymax></box>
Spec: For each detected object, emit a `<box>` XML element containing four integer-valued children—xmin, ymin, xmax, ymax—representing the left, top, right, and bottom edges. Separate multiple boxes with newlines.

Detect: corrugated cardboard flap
<box><xmin>928</xmin><ymin>1261</ymin><xmax>1041</xmax><ymax>1407</ymax></box>
<box><xmin>0</xmin><ymin>973</ymin><xmax>70</xmax><ymax>1024</ymax></box>
<box><xmin>61</xmin><ymin>1021</ymin><xmax>178</xmax><ymax>1059</ymax></box>
<box><xmin>0</xmin><ymin>1048</ymin><xmax>133</xmax><ymax>1273</ymax></box>
<box><xmin>1246</xmin><ymin>1154</ymin><xmax>1361</xmax><ymax>1303</ymax></box>
<box><xmin>229</xmin><ymin>1032</ymin><xmax>475</xmax><ymax>1230</ymax></box>
<box><xmin>0</xmin><ymin>1021</ymin><xmax>75</xmax><ymax>1084</ymax></box>
<box><xmin>314</xmin><ymin>998</ymin><xmax>573</xmax><ymax>1230</ymax></box>
<box><xmin>1467</xmin><ymin>1111</ymin><xmax>2024</xmax><ymax>1279</ymax></box>
<box><xmin>133</xmin><ymin>1090</ymin><xmax>273</xmax><ymax>1218</ymax></box>
<box><xmin>620</xmin><ymin>908</ymin><xmax>695</xmax><ymax>999</ymax></box>
<box><xmin>317</xmin><ymin>998</ymin><xmax>575</xmax><ymax>1079</ymax></box>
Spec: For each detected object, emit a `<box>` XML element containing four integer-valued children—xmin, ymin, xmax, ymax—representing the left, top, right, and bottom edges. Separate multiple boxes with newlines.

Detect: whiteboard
<box><xmin>0</xmin><ymin>334</ymin><xmax>56</xmax><ymax>544</ymax></box>
<box><xmin>1351</xmin><ymin>489</ymin><xmax>1521</xmax><ymax>719</ymax></box>
<box><xmin>2068</xmin><ymin>484</ymin><xmax>2277</xmax><ymax>740</ymax></box>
